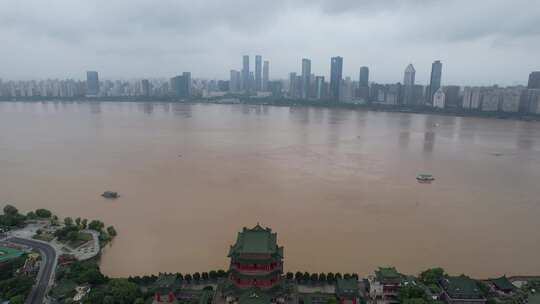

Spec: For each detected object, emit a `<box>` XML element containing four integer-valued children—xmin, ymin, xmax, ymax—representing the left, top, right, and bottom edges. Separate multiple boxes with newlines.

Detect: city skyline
<box><xmin>0</xmin><ymin>0</ymin><xmax>539</xmax><ymax>85</ymax></box>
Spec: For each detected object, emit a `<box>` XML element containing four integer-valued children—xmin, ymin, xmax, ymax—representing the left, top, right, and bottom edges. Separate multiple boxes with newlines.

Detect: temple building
<box><xmin>224</xmin><ymin>224</ymin><xmax>285</xmax><ymax>303</ymax></box>
<box><xmin>368</xmin><ymin>267</ymin><xmax>402</xmax><ymax>304</ymax></box>
<box><xmin>336</xmin><ymin>278</ymin><xmax>361</xmax><ymax>304</ymax></box>
<box><xmin>439</xmin><ymin>275</ymin><xmax>486</xmax><ymax>304</ymax></box>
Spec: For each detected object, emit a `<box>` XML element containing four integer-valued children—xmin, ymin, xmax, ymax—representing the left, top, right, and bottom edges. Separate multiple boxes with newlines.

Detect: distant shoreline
<box><xmin>1</xmin><ymin>96</ymin><xmax>540</xmax><ymax>122</ymax></box>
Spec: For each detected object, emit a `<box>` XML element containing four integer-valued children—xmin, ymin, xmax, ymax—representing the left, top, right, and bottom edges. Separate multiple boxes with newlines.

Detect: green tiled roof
<box><xmin>375</xmin><ymin>267</ymin><xmax>401</xmax><ymax>281</ymax></box>
<box><xmin>490</xmin><ymin>276</ymin><xmax>514</xmax><ymax>291</ymax></box>
<box><xmin>0</xmin><ymin>246</ymin><xmax>24</xmax><ymax>263</ymax></box>
<box><xmin>440</xmin><ymin>276</ymin><xmax>484</xmax><ymax>300</ymax></box>
<box><xmin>229</xmin><ymin>225</ymin><xmax>283</xmax><ymax>257</ymax></box>
<box><xmin>336</xmin><ymin>278</ymin><xmax>359</xmax><ymax>297</ymax></box>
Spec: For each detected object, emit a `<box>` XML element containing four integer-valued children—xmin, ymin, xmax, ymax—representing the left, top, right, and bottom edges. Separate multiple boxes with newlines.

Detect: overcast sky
<box><xmin>1</xmin><ymin>0</ymin><xmax>539</xmax><ymax>86</ymax></box>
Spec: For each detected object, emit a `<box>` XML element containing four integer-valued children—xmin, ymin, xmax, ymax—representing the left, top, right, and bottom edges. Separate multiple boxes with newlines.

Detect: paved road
<box><xmin>8</xmin><ymin>237</ymin><xmax>57</xmax><ymax>304</ymax></box>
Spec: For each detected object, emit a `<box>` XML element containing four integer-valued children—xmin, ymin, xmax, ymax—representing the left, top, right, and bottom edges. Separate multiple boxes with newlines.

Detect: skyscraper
<box><xmin>141</xmin><ymin>79</ymin><xmax>150</xmax><ymax>97</ymax></box>
<box><xmin>230</xmin><ymin>70</ymin><xmax>241</xmax><ymax>92</ymax></box>
<box><xmin>242</xmin><ymin>55</ymin><xmax>250</xmax><ymax>91</ymax></box>
<box><xmin>86</xmin><ymin>71</ymin><xmax>99</xmax><ymax>96</ymax></box>
<box><xmin>359</xmin><ymin>66</ymin><xmax>369</xmax><ymax>87</ymax></box>
<box><xmin>330</xmin><ymin>56</ymin><xmax>343</xmax><ymax>101</ymax></box>
<box><xmin>289</xmin><ymin>72</ymin><xmax>297</xmax><ymax>98</ymax></box>
<box><xmin>315</xmin><ymin>76</ymin><xmax>325</xmax><ymax>100</ymax></box>
<box><xmin>262</xmin><ymin>61</ymin><xmax>269</xmax><ymax>91</ymax></box>
<box><xmin>301</xmin><ymin>58</ymin><xmax>311</xmax><ymax>99</ymax></box>
<box><xmin>429</xmin><ymin>60</ymin><xmax>443</xmax><ymax>104</ymax></box>
<box><xmin>403</xmin><ymin>64</ymin><xmax>416</xmax><ymax>86</ymax></box>
<box><xmin>170</xmin><ymin>72</ymin><xmax>191</xmax><ymax>98</ymax></box>
<box><xmin>255</xmin><ymin>55</ymin><xmax>262</xmax><ymax>91</ymax></box>
<box><xmin>528</xmin><ymin>71</ymin><xmax>540</xmax><ymax>89</ymax></box>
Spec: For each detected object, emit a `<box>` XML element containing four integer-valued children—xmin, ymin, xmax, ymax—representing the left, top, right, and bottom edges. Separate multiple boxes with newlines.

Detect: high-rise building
<box><xmin>86</xmin><ymin>71</ymin><xmax>99</xmax><ymax>96</ymax></box>
<box><xmin>359</xmin><ymin>66</ymin><xmax>369</xmax><ymax>87</ymax></box>
<box><xmin>170</xmin><ymin>72</ymin><xmax>191</xmax><ymax>98</ymax></box>
<box><xmin>403</xmin><ymin>64</ymin><xmax>416</xmax><ymax>86</ymax></box>
<box><xmin>428</xmin><ymin>60</ymin><xmax>443</xmax><ymax>104</ymax></box>
<box><xmin>528</xmin><ymin>71</ymin><xmax>540</xmax><ymax>89</ymax></box>
<box><xmin>262</xmin><ymin>61</ymin><xmax>269</xmax><ymax>91</ymax></box>
<box><xmin>315</xmin><ymin>76</ymin><xmax>325</xmax><ymax>100</ymax></box>
<box><xmin>255</xmin><ymin>55</ymin><xmax>262</xmax><ymax>91</ymax></box>
<box><xmin>141</xmin><ymin>79</ymin><xmax>150</xmax><ymax>97</ymax></box>
<box><xmin>301</xmin><ymin>58</ymin><xmax>311</xmax><ymax>99</ymax></box>
<box><xmin>443</xmin><ymin>85</ymin><xmax>460</xmax><ymax>108</ymax></box>
<box><xmin>230</xmin><ymin>70</ymin><xmax>241</xmax><ymax>92</ymax></box>
<box><xmin>330</xmin><ymin>56</ymin><xmax>343</xmax><ymax>101</ymax></box>
<box><xmin>242</xmin><ymin>55</ymin><xmax>250</xmax><ymax>91</ymax></box>
<box><xmin>433</xmin><ymin>88</ymin><xmax>445</xmax><ymax>108</ymax></box>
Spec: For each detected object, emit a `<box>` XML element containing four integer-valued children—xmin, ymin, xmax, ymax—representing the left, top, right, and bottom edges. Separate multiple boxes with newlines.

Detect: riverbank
<box><xmin>2</xmin><ymin>96</ymin><xmax>539</xmax><ymax>122</ymax></box>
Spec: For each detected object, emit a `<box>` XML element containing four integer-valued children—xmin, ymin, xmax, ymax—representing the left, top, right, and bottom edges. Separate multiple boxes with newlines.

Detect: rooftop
<box><xmin>375</xmin><ymin>267</ymin><xmax>401</xmax><ymax>281</ymax></box>
<box><xmin>490</xmin><ymin>276</ymin><xmax>515</xmax><ymax>292</ymax></box>
<box><xmin>336</xmin><ymin>278</ymin><xmax>359</xmax><ymax>297</ymax></box>
<box><xmin>440</xmin><ymin>275</ymin><xmax>484</xmax><ymax>300</ymax></box>
<box><xmin>0</xmin><ymin>246</ymin><xmax>24</xmax><ymax>263</ymax></box>
<box><xmin>228</xmin><ymin>224</ymin><xmax>283</xmax><ymax>257</ymax></box>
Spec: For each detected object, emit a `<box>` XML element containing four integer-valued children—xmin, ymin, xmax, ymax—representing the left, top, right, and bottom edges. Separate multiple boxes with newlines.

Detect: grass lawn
<box><xmin>32</xmin><ymin>232</ymin><xmax>55</xmax><ymax>242</ymax></box>
<box><xmin>67</xmin><ymin>232</ymin><xmax>93</xmax><ymax>248</ymax></box>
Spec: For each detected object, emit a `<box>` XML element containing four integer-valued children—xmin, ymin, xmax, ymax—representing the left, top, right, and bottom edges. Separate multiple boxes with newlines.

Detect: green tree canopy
<box><xmin>3</xmin><ymin>205</ymin><xmax>18</xmax><ymax>216</ymax></box>
<box><xmin>419</xmin><ymin>268</ymin><xmax>446</xmax><ymax>285</ymax></box>
<box><xmin>35</xmin><ymin>208</ymin><xmax>52</xmax><ymax>218</ymax></box>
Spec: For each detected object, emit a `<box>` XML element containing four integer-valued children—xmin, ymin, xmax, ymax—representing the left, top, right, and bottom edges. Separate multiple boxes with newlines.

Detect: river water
<box><xmin>1</xmin><ymin>101</ymin><xmax>540</xmax><ymax>278</ymax></box>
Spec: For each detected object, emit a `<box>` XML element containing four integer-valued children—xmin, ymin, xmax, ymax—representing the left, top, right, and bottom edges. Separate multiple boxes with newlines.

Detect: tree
<box><xmin>344</xmin><ymin>273</ymin><xmax>351</xmax><ymax>280</ymax></box>
<box><xmin>185</xmin><ymin>274</ymin><xmax>192</xmax><ymax>283</ymax></box>
<box><xmin>75</xmin><ymin>217</ymin><xmax>81</xmax><ymax>227</ymax></box>
<box><xmin>303</xmin><ymin>272</ymin><xmax>310</xmax><ymax>282</ymax></box>
<box><xmin>202</xmin><ymin>272</ymin><xmax>209</xmax><ymax>281</ymax></box>
<box><xmin>35</xmin><ymin>208</ymin><xmax>52</xmax><ymax>218</ymax></box>
<box><xmin>193</xmin><ymin>272</ymin><xmax>201</xmax><ymax>282</ymax></box>
<box><xmin>67</xmin><ymin>231</ymin><xmax>80</xmax><ymax>242</ymax></box>
<box><xmin>310</xmin><ymin>273</ymin><xmax>318</xmax><ymax>283</ymax></box>
<box><xmin>327</xmin><ymin>273</ymin><xmax>335</xmax><ymax>283</ymax></box>
<box><xmin>89</xmin><ymin>220</ymin><xmax>105</xmax><ymax>232</ymax></box>
<box><xmin>286</xmin><ymin>272</ymin><xmax>294</xmax><ymax>280</ymax></box>
<box><xmin>217</xmin><ymin>270</ymin><xmax>226</xmax><ymax>278</ymax></box>
<box><xmin>319</xmin><ymin>273</ymin><xmax>327</xmax><ymax>283</ymax></box>
<box><xmin>209</xmin><ymin>270</ymin><xmax>217</xmax><ymax>281</ymax></box>
<box><xmin>105</xmin><ymin>279</ymin><xmax>141</xmax><ymax>304</ymax></box>
<box><xmin>107</xmin><ymin>226</ymin><xmax>117</xmax><ymax>237</ymax></box>
<box><xmin>295</xmin><ymin>271</ymin><xmax>303</xmax><ymax>282</ymax></box>
<box><xmin>419</xmin><ymin>268</ymin><xmax>446</xmax><ymax>285</ymax></box>
<box><xmin>9</xmin><ymin>295</ymin><xmax>24</xmax><ymax>304</ymax></box>
<box><xmin>81</xmin><ymin>218</ymin><xmax>88</xmax><ymax>229</ymax></box>
<box><xmin>26</xmin><ymin>211</ymin><xmax>37</xmax><ymax>220</ymax></box>
<box><xmin>177</xmin><ymin>273</ymin><xmax>184</xmax><ymax>281</ymax></box>
<box><xmin>335</xmin><ymin>273</ymin><xmax>342</xmax><ymax>280</ymax></box>
<box><xmin>399</xmin><ymin>285</ymin><xmax>427</xmax><ymax>303</ymax></box>
<box><xmin>64</xmin><ymin>217</ymin><xmax>74</xmax><ymax>227</ymax></box>
<box><xmin>3</xmin><ymin>205</ymin><xmax>18</xmax><ymax>216</ymax></box>
<box><xmin>352</xmin><ymin>273</ymin><xmax>359</xmax><ymax>280</ymax></box>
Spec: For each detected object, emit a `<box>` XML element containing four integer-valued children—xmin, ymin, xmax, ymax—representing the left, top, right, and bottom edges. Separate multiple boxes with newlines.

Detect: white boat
<box><xmin>416</xmin><ymin>174</ymin><xmax>435</xmax><ymax>183</ymax></box>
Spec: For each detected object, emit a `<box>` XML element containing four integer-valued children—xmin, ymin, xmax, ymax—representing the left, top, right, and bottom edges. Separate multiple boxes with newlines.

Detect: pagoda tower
<box><xmin>227</xmin><ymin>224</ymin><xmax>284</xmax><ymax>290</ymax></box>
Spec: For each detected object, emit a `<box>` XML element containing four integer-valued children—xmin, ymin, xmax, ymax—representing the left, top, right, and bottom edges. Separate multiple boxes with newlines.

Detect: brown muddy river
<box><xmin>1</xmin><ymin>101</ymin><xmax>540</xmax><ymax>278</ymax></box>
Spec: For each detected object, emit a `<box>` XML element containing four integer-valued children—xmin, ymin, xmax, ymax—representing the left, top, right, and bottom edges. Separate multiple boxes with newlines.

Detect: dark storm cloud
<box><xmin>0</xmin><ymin>0</ymin><xmax>539</xmax><ymax>84</ymax></box>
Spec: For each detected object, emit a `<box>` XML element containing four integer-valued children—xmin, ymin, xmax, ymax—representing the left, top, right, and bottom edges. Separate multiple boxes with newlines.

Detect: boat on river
<box><xmin>416</xmin><ymin>174</ymin><xmax>435</xmax><ymax>183</ymax></box>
